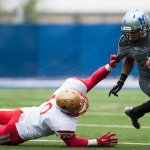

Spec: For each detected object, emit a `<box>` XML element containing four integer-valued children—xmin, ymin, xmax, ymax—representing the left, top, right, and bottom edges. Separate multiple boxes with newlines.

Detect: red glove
<box><xmin>146</xmin><ymin>58</ymin><xmax>150</xmax><ymax>69</ymax></box>
<box><xmin>109</xmin><ymin>54</ymin><xmax>120</xmax><ymax>68</ymax></box>
<box><xmin>97</xmin><ymin>132</ymin><xmax>118</xmax><ymax>147</ymax></box>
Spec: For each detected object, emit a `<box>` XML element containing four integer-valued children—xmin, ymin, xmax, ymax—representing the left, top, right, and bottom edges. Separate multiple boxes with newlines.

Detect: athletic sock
<box><xmin>132</xmin><ymin>100</ymin><xmax>150</xmax><ymax>118</ymax></box>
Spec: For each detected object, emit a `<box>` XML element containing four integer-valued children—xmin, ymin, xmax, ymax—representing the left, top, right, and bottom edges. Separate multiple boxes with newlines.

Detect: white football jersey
<box><xmin>16</xmin><ymin>77</ymin><xmax>87</xmax><ymax>141</ymax></box>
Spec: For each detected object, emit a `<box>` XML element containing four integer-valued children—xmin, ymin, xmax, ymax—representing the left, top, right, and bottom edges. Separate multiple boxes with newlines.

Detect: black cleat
<box><xmin>125</xmin><ymin>107</ymin><xmax>140</xmax><ymax>129</ymax></box>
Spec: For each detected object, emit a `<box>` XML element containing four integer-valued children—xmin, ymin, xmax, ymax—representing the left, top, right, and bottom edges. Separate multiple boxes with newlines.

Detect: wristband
<box><xmin>87</xmin><ymin>139</ymin><xmax>98</xmax><ymax>146</ymax></box>
<box><xmin>120</xmin><ymin>73</ymin><xmax>127</xmax><ymax>82</ymax></box>
<box><xmin>105</xmin><ymin>64</ymin><xmax>113</xmax><ymax>72</ymax></box>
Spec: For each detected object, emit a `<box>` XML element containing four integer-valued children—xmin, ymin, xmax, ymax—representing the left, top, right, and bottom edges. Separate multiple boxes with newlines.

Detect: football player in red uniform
<box><xmin>0</xmin><ymin>55</ymin><xmax>119</xmax><ymax>147</ymax></box>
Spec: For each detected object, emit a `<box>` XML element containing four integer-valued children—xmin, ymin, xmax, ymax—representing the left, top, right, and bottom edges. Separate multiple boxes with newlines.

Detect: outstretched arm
<box><xmin>59</xmin><ymin>131</ymin><xmax>118</xmax><ymax>147</ymax></box>
<box><xmin>84</xmin><ymin>55</ymin><xmax>120</xmax><ymax>92</ymax></box>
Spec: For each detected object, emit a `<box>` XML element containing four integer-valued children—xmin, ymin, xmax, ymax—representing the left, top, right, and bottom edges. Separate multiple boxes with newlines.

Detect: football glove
<box><xmin>109</xmin><ymin>55</ymin><xmax>120</xmax><ymax>68</ymax></box>
<box><xmin>109</xmin><ymin>80</ymin><xmax>124</xmax><ymax>97</ymax></box>
<box><xmin>145</xmin><ymin>56</ymin><xmax>150</xmax><ymax>72</ymax></box>
<box><xmin>97</xmin><ymin>132</ymin><xmax>118</xmax><ymax>147</ymax></box>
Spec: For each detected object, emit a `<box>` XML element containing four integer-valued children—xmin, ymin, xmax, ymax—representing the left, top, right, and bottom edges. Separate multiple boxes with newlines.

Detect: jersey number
<box><xmin>40</xmin><ymin>95</ymin><xmax>55</xmax><ymax>115</ymax></box>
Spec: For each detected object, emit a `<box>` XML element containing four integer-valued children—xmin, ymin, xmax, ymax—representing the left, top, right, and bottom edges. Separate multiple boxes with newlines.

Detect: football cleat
<box><xmin>124</xmin><ymin>107</ymin><xmax>140</xmax><ymax>129</ymax></box>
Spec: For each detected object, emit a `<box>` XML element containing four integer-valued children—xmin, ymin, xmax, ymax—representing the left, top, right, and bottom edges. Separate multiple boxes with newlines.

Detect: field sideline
<box><xmin>0</xmin><ymin>89</ymin><xmax>150</xmax><ymax>150</ymax></box>
<box><xmin>0</xmin><ymin>77</ymin><xmax>139</xmax><ymax>89</ymax></box>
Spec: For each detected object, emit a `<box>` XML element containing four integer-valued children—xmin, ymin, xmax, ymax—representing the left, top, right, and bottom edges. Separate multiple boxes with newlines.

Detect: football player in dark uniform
<box><xmin>109</xmin><ymin>9</ymin><xmax>150</xmax><ymax>129</ymax></box>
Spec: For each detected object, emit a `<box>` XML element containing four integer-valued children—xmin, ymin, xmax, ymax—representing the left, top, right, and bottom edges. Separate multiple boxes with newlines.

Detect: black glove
<box><xmin>109</xmin><ymin>80</ymin><xmax>124</xmax><ymax>97</ymax></box>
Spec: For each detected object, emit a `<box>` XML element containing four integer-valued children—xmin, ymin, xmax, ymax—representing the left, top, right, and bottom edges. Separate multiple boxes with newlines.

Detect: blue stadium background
<box><xmin>0</xmin><ymin>24</ymin><xmax>138</xmax><ymax>78</ymax></box>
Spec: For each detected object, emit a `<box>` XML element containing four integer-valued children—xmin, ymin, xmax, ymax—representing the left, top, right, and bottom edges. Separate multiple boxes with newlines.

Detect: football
<box><xmin>146</xmin><ymin>58</ymin><xmax>150</xmax><ymax>69</ymax></box>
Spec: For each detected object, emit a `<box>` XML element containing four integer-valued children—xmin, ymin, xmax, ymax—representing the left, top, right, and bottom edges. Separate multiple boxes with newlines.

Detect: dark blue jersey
<box><xmin>117</xmin><ymin>31</ymin><xmax>150</xmax><ymax>80</ymax></box>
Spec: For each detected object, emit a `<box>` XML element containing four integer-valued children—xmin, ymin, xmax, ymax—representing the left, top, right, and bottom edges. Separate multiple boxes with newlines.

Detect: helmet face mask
<box><xmin>125</xmin><ymin>28</ymin><xmax>141</xmax><ymax>41</ymax></box>
<box><xmin>56</xmin><ymin>89</ymin><xmax>89</xmax><ymax>117</ymax></box>
<box><xmin>121</xmin><ymin>9</ymin><xmax>149</xmax><ymax>41</ymax></box>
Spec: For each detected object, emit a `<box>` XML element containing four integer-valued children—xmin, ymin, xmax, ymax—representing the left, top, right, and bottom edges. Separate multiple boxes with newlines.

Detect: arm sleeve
<box><xmin>84</xmin><ymin>66</ymin><xmax>110</xmax><ymax>92</ymax></box>
<box><xmin>61</xmin><ymin>133</ymin><xmax>88</xmax><ymax>147</ymax></box>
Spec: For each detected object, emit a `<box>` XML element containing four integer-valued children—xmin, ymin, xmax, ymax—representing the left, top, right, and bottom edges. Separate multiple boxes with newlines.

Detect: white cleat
<box><xmin>124</xmin><ymin>107</ymin><xmax>140</xmax><ymax>129</ymax></box>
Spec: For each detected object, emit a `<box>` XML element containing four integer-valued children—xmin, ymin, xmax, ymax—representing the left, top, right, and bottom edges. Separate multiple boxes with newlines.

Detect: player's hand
<box><xmin>145</xmin><ymin>56</ymin><xmax>150</xmax><ymax>71</ymax></box>
<box><xmin>109</xmin><ymin>54</ymin><xmax>120</xmax><ymax>68</ymax></box>
<box><xmin>97</xmin><ymin>132</ymin><xmax>118</xmax><ymax>147</ymax></box>
<box><xmin>109</xmin><ymin>80</ymin><xmax>124</xmax><ymax>97</ymax></box>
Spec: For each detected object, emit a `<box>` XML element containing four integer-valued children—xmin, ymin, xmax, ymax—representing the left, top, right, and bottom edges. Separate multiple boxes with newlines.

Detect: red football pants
<box><xmin>0</xmin><ymin>109</ymin><xmax>24</xmax><ymax>145</ymax></box>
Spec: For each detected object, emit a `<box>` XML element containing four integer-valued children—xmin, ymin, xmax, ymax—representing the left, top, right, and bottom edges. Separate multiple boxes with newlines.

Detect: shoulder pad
<box><xmin>119</xmin><ymin>35</ymin><xmax>130</xmax><ymax>47</ymax></box>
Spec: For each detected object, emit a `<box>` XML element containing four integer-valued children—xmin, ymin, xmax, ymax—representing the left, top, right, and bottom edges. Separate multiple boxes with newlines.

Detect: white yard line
<box><xmin>0</xmin><ymin>109</ymin><xmax>137</xmax><ymax>116</ymax></box>
<box><xmin>0</xmin><ymin>109</ymin><xmax>15</xmax><ymax>111</ymax></box>
<box><xmin>78</xmin><ymin>124</ymin><xmax>150</xmax><ymax>129</ymax></box>
<box><xmin>85</xmin><ymin>112</ymin><xmax>125</xmax><ymax>116</ymax></box>
<box><xmin>1</xmin><ymin>109</ymin><xmax>149</xmax><ymax>117</ymax></box>
<box><xmin>29</xmin><ymin>140</ymin><xmax>150</xmax><ymax>145</ymax></box>
<box><xmin>119</xmin><ymin>142</ymin><xmax>150</xmax><ymax>145</ymax></box>
<box><xmin>30</xmin><ymin>140</ymin><xmax>63</xmax><ymax>142</ymax></box>
<box><xmin>0</xmin><ymin>109</ymin><xmax>150</xmax><ymax>128</ymax></box>
<box><xmin>0</xmin><ymin>109</ymin><xmax>123</xmax><ymax>116</ymax></box>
